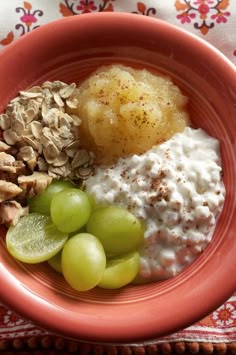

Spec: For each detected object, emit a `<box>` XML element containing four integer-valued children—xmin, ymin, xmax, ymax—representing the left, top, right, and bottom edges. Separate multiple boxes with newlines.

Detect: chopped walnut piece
<box><xmin>18</xmin><ymin>172</ymin><xmax>52</xmax><ymax>198</ymax></box>
<box><xmin>0</xmin><ymin>180</ymin><xmax>22</xmax><ymax>202</ymax></box>
<box><xmin>0</xmin><ymin>152</ymin><xmax>15</xmax><ymax>168</ymax></box>
<box><xmin>14</xmin><ymin>161</ymin><xmax>26</xmax><ymax>175</ymax></box>
<box><xmin>0</xmin><ymin>200</ymin><xmax>29</xmax><ymax>226</ymax></box>
<box><xmin>37</xmin><ymin>157</ymin><xmax>48</xmax><ymax>172</ymax></box>
<box><xmin>0</xmin><ymin>152</ymin><xmax>26</xmax><ymax>176</ymax></box>
<box><xmin>27</xmin><ymin>156</ymin><xmax>38</xmax><ymax>171</ymax></box>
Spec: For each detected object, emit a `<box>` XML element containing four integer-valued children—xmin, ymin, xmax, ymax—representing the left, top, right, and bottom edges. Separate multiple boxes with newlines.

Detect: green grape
<box><xmin>48</xmin><ymin>250</ymin><xmax>62</xmax><ymax>274</ymax></box>
<box><xmin>98</xmin><ymin>251</ymin><xmax>140</xmax><ymax>289</ymax></box>
<box><xmin>6</xmin><ymin>213</ymin><xmax>68</xmax><ymax>264</ymax></box>
<box><xmin>87</xmin><ymin>194</ymin><xmax>98</xmax><ymax>210</ymax></box>
<box><xmin>28</xmin><ymin>179</ymin><xmax>76</xmax><ymax>214</ymax></box>
<box><xmin>51</xmin><ymin>188</ymin><xmax>91</xmax><ymax>233</ymax></box>
<box><xmin>86</xmin><ymin>206</ymin><xmax>144</xmax><ymax>255</ymax></box>
<box><xmin>61</xmin><ymin>233</ymin><xmax>106</xmax><ymax>291</ymax></box>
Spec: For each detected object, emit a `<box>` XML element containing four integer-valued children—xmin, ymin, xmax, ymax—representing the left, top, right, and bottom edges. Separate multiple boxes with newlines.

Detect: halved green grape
<box><xmin>98</xmin><ymin>251</ymin><xmax>140</xmax><ymax>289</ymax></box>
<box><xmin>61</xmin><ymin>233</ymin><xmax>106</xmax><ymax>291</ymax></box>
<box><xmin>48</xmin><ymin>250</ymin><xmax>62</xmax><ymax>274</ymax></box>
<box><xmin>6</xmin><ymin>213</ymin><xmax>68</xmax><ymax>264</ymax></box>
<box><xmin>86</xmin><ymin>206</ymin><xmax>144</xmax><ymax>255</ymax></box>
<box><xmin>28</xmin><ymin>179</ymin><xmax>76</xmax><ymax>214</ymax></box>
<box><xmin>50</xmin><ymin>188</ymin><xmax>91</xmax><ymax>233</ymax></box>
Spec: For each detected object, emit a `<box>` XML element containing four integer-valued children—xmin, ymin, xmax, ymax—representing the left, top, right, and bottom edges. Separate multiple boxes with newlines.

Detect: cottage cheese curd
<box><xmin>85</xmin><ymin>127</ymin><xmax>225</xmax><ymax>281</ymax></box>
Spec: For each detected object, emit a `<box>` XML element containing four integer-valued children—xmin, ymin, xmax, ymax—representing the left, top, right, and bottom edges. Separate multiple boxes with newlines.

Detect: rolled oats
<box><xmin>11</xmin><ymin>117</ymin><xmax>25</xmax><ymax>135</ymax></box>
<box><xmin>43</xmin><ymin>142</ymin><xmax>60</xmax><ymax>164</ymax></box>
<box><xmin>59</xmin><ymin>83</ymin><xmax>76</xmax><ymax>99</ymax></box>
<box><xmin>0</xmin><ymin>141</ymin><xmax>11</xmax><ymax>152</ymax></box>
<box><xmin>24</xmin><ymin>108</ymin><xmax>38</xmax><ymax>123</ymax></box>
<box><xmin>29</xmin><ymin>121</ymin><xmax>43</xmax><ymax>140</ymax></box>
<box><xmin>22</xmin><ymin>135</ymin><xmax>41</xmax><ymax>151</ymax></box>
<box><xmin>0</xmin><ymin>80</ymin><xmax>95</xmax><ymax>225</ymax></box>
<box><xmin>71</xmin><ymin>150</ymin><xmax>90</xmax><ymax>169</ymax></box>
<box><xmin>19</xmin><ymin>91</ymin><xmax>43</xmax><ymax>99</ymax></box>
<box><xmin>17</xmin><ymin>146</ymin><xmax>36</xmax><ymax>162</ymax></box>
<box><xmin>3</xmin><ymin>129</ymin><xmax>19</xmax><ymax>145</ymax></box>
<box><xmin>66</xmin><ymin>97</ymin><xmax>79</xmax><ymax>109</ymax></box>
<box><xmin>0</xmin><ymin>114</ymin><xmax>11</xmax><ymax>130</ymax></box>
<box><xmin>53</xmin><ymin>92</ymin><xmax>64</xmax><ymax>107</ymax></box>
<box><xmin>52</xmin><ymin>152</ymin><xmax>68</xmax><ymax>167</ymax></box>
<box><xmin>65</xmin><ymin>140</ymin><xmax>81</xmax><ymax>158</ymax></box>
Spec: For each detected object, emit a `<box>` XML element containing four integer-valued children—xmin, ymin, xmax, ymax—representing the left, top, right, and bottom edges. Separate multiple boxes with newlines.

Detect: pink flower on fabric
<box><xmin>77</xmin><ymin>1</ymin><xmax>97</xmax><ymax>14</ymax></box>
<box><xmin>212</xmin><ymin>303</ymin><xmax>236</xmax><ymax>327</ymax></box>
<box><xmin>198</xmin><ymin>4</ymin><xmax>210</xmax><ymax>15</ymax></box>
<box><xmin>211</xmin><ymin>11</ymin><xmax>231</xmax><ymax>23</ymax></box>
<box><xmin>176</xmin><ymin>12</ymin><xmax>196</xmax><ymax>24</ymax></box>
<box><xmin>20</xmin><ymin>14</ymin><xmax>37</xmax><ymax>26</ymax></box>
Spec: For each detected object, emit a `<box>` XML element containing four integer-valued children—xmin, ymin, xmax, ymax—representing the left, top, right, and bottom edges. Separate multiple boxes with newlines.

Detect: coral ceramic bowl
<box><xmin>0</xmin><ymin>13</ymin><xmax>236</xmax><ymax>344</ymax></box>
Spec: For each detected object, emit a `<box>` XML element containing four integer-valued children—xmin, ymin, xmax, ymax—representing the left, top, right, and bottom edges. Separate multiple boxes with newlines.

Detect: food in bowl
<box><xmin>73</xmin><ymin>65</ymin><xmax>189</xmax><ymax>164</ymax></box>
<box><xmin>85</xmin><ymin>127</ymin><xmax>225</xmax><ymax>281</ymax></box>
<box><xmin>0</xmin><ymin>64</ymin><xmax>225</xmax><ymax>291</ymax></box>
<box><xmin>0</xmin><ymin>13</ymin><xmax>235</xmax><ymax>343</ymax></box>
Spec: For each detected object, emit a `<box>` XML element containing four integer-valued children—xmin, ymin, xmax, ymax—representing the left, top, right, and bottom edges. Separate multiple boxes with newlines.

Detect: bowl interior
<box><xmin>0</xmin><ymin>13</ymin><xmax>236</xmax><ymax>344</ymax></box>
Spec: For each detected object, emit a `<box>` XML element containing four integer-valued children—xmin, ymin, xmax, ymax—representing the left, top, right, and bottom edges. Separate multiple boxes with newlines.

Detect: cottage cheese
<box><xmin>85</xmin><ymin>127</ymin><xmax>225</xmax><ymax>281</ymax></box>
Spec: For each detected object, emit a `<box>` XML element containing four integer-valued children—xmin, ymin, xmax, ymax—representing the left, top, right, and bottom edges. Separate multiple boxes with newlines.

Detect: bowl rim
<box><xmin>1</xmin><ymin>12</ymin><xmax>235</xmax><ymax>71</ymax></box>
<box><xmin>0</xmin><ymin>12</ymin><xmax>236</xmax><ymax>344</ymax></box>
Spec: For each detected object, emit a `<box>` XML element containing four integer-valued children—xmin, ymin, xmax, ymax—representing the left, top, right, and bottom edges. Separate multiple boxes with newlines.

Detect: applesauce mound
<box><xmin>75</xmin><ymin>65</ymin><xmax>189</xmax><ymax>165</ymax></box>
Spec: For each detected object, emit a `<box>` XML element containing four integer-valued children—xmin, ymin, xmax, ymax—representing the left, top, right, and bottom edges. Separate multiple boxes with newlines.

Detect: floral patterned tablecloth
<box><xmin>0</xmin><ymin>0</ymin><xmax>235</xmax><ymax>348</ymax></box>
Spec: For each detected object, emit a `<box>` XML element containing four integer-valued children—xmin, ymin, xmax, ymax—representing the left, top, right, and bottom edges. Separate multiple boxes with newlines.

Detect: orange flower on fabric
<box><xmin>175</xmin><ymin>0</ymin><xmax>231</xmax><ymax>35</ymax></box>
<box><xmin>0</xmin><ymin>31</ymin><xmax>14</xmax><ymax>46</ymax></box>
<box><xmin>132</xmin><ymin>2</ymin><xmax>156</xmax><ymax>16</ymax></box>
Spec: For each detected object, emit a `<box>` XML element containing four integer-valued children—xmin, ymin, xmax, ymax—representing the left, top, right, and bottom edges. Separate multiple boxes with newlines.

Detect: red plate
<box><xmin>0</xmin><ymin>13</ymin><xmax>236</xmax><ymax>344</ymax></box>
